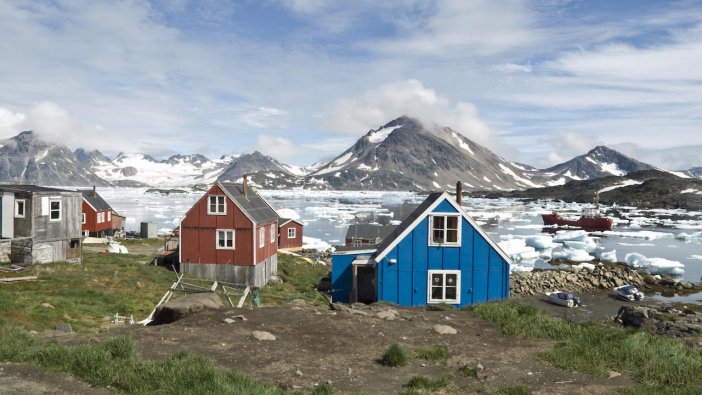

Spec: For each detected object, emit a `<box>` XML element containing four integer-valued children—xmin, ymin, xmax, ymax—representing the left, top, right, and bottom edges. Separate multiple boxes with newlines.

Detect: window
<box><xmin>259</xmin><ymin>227</ymin><xmax>265</xmax><ymax>248</ymax></box>
<box><xmin>81</xmin><ymin>213</ymin><xmax>86</xmax><ymax>224</ymax></box>
<box><xmin>208</xmin><ymin>195</ymin><xmax>226</xmax><ymax>215</ymax></box>
<box><xmin>427</xmin><ymin>270</ymin><xmax>461</xmax><ymax>304</ymax></box>
<box><xmin>107</xmin><ymin>211</ymin><xmax>111</xmax><ymax>221</ymax></box>
<box><xmin>288</xmin><ymin>227</ymin><xmax>296</xmax><ymax>238</ymax></box>
<box><xmin>429</xmin><ymin>215</ymin><xmax>460</xmax><ymax>245</ymax></box>
<box><xmin>49</xmin><ymin>199</ymin><xmax>61</xmax><ymax>221</ymax></box>
<box><xmin>216</xmin><ymin>229</ymin><xmax>235</xmax><ymax>249</ymax></box>
<box><xmin>97</xmin><ymin>212</ymin><xmax>103</xmax><ymax>223</ymax></box>
<box><xmin>14</xmin><ymin>200</ymin><xmax>25</xmax><ymax>218</ymax></box>
<box><xmin>270</xmin><ymin>224</ymin><xmax>275</xmax><ymax>244</ymax></box>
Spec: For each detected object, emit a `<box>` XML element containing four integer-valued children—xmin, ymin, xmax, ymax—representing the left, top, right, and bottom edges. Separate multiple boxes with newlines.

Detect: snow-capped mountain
<box><xmin>689</xmin><ymin>167</ymin><xmax>702</xmax><ymax>180</ymax></box>
<box><xmin>217</xmin><ymin>151</ymin><xmax>303</xmax><ymax>182</ymax></box>
<box><xmin>0</xmin><ymin>131</ymin><xmax>108</xmax><ymax>186</ymax></box>
<box><xmin>306</xmin><ymin>116</ymin><xmax>547</xmax><ymax>191</ymax></box>
<box><xmin>543</xmin><ymin>146</ymin><xmax>655</xmax><ymax>183</ymax></box>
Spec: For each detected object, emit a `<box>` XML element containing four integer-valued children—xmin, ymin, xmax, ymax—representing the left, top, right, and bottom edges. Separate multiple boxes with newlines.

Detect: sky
<box><xmin>1</xmin><ymin>0</ymin><xmax>701</xmax><ymax>169</ymax></box>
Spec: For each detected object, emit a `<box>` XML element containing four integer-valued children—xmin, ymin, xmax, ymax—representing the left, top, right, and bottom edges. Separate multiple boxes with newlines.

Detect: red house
<box><xmin>179</xmin><ymin>179</ymin><xmax>279</xmax><ymax>287</ymax></box>
<box><xmin>81</xmin><ymin>189</ymin><xmax>121</xmax><ymax>237</ymax></box>
<box><xmin>278</xmin><ymin>218</ymin><xmax>303</xmax><ymax>250</ymax></box>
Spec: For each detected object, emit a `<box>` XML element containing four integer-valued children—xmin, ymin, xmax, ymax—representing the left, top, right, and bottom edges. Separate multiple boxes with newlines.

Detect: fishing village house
<box><xmin>179</xmin><ymin>177</ymin><xmax>281</xmax><ymax>286</ymax></box>
<box><xmin>81</xmin><ymin>187</ymin><xmax>123</xmax><ymax>237</ymax></box>
<box><xmin>0</xmin><ymin>184</ymin><xmax>82</xmax><ymax>265</ymax></box>
<box><xmin>332</xmin><ymin>183</ymin><xmax>512</xmax><ymax>307</ymax></box>
<box><xmin>278</xmin><ymin>218</ymin><xmax>303</xmax><ymax>250</ymax></box>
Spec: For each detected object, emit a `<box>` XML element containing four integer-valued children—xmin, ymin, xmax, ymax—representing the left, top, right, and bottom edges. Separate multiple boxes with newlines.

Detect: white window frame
<box><xmin>97</xmin><ymin>212</ymin><xmax>103</xmax><ymax>223</ymax></box>
<box><xmin>14</xmin><ymin>199</ymin><xmax>26</xmax><ymax>218</ymax></box>
<box><xmin>270</xmin><ymin>224</ymin><xmax>275</xmax><ymax>244</ymax></box>
<box><xmin>207</xmin><ymin>195</ymin><xmax>227</xmax><ymax>215</ymax></box>
<box><xmin>287</xmin><ymin>227</ymin><xmax>296</xmax><ymax>239</ymax></box>
<box><xmin>81</xmin><ymin>213</ymin><xmax>86</xmax><ymax>224</ymax></box>
<box><xmin>428</xmin><ymin>214</ymin><xmax>461</xmax><ymax>246</ymax></box>
<box><xmin>215</xmin><ymin>229</ymin><xmax>235</xmax><ymax>250</ymax></box>
<box><xmin>427</xmin><ymin>270</ymin><xmax>461</xmax><ymax>304</ymax></box>
<box><xmin>107</xmin><ymin>211</ymin><xmax>112</xmax><ymax>221</ymax></box>
<box><xmin>259</xmin><ymin>227</ymin><xmax>265</xmax><ymax>248</ymax></box>
<box><xmin>49</xmin><ymin>199</ymin><xmax>62</xmax><ymax>222</ymax></box>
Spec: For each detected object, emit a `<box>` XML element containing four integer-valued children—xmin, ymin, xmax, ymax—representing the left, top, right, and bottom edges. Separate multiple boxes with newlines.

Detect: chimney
<box><xmin>92</xmin><ymin>185</ymin><xmax>96</xmax><ymax>198</ymax></box>
<box><xmin>243</xmin><ymin>175</ymin><xmax>249</xmax><ymax>200</ymax></box>
<box><xmin>455</xmin><ymin>181</ymin><xmax>462</xmax><ymax>206</ymax></box>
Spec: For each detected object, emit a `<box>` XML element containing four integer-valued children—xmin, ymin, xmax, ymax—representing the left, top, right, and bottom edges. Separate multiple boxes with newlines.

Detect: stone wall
<box><xmin>510</xmin><ymin>263</ymin><xmax>645</xmax><ymax>295</ymax></box>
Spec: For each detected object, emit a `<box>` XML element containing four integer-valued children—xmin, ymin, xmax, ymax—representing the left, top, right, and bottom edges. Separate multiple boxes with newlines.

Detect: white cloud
<box><xmin>235</xmin><ymin>106</ymin><xmax>288</xmax><ymax>128</ymax></box>
<box><xmin>542</xmin><ymin>131</ymin><xmax>603</xmax><ymax>167</ymax></box>
<box><xmin>324</xmin><ymin>79</ymin><xmax>493</xmax><ymax>144</ymax></box>
<box><xmin>0</xmin><ymin>107</ymin><xmax>25</xmax><ymax>136</ymax></box>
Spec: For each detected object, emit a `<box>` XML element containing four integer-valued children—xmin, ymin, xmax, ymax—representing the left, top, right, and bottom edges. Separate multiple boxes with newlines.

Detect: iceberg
<box><xmin>523</xmin><ymin>235</ymin><xmax>553</xmax><ymax>250</ymax></box>
<box><xmin>498</xmin><ymin>239</ymin><xmax>539</xmax><ymax>262</ymax></box>
<box><xmin>598</xmin><ymin>249</ymin><xmax>617</xmax><ymax>263</ymax></box>
<box><xmin>553</xmin><ymin>248</ymin><xmax>594</xmax><ymax>262</ymax></box>
<box><xmin>553</xmin><ymin>230</ymin><xmax>589</xmax><ymax>243</ymax></box>
<box><xmin>624</xmin><ymin>252</ymin><xmax>684</xmax><ymax>277</ymax></box>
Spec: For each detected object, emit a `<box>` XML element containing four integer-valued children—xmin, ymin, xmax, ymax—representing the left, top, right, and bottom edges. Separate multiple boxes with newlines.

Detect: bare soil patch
<box><xmin>0</xmin><ymin>363</ymin><xmax>113</xmax><ymax>395</ymax></box>
<box><xmin>75</xmin><ymin>304</ymin><xmax>633</xmax><ymax>394</ymax></box>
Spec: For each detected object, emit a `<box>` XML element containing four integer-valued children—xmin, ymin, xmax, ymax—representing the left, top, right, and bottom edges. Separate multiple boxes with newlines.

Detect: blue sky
<box><xmin>1</xmin><ymin>0</ymin><xmax>701</xmax><ymax>169</ymax></box>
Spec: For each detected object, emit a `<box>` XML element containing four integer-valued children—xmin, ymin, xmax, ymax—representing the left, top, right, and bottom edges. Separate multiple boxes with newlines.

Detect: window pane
<box><xmin>446</xmin><ymin>274</ymin><xmax>456</xmax><ymax>285</ymax></box>
<box><xmin>431</xmin><ymin>273</ymin><xmax>443</xmax><ymax>286</ymax></box>
<box><xmin>446</xmin><ymin>230</ymin><xmax>458</xmax><ymax>243</ymax></box>
<box><xmin>446</xmin><ymin>216</ymin><xmax>458</xmax><ymax>229</ymax></box>
<box><xmin>431</xmin><ymin>286</ymin><xmax>443</xmax><ymax>300</ymax></box>
<box><xmin>432</xmin><ymin>216</ymin><xmax>444</xmax><ymax>230</ymax></box>
<box><xmin>226</xmin><ymin>238</ymin><xmax>233</xmax><ymax>248</ymax></box>
<box><xmin>432</xmin><ymin>229</ymin><xmax>444</xmax><ymax>243</ymax></box>
<box><xmin>51</xmin><ymin>201</ymin><xmax>59</xmax><ymax>210</ymax></box>
<box><xmin>445</xmin><ymin>286</ymin><xmax>457</xmax><ymax>300</ymax></box>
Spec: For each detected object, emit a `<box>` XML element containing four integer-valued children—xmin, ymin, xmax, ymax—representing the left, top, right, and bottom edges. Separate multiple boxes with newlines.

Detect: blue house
<box><xmin>331</xmin><ymin>189</ymin><xmax>512</xmax><ymax>308</ymax></box>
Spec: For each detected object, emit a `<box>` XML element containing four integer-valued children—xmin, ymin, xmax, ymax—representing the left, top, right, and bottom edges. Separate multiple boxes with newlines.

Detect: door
<box><xmin>356</xmin><ymin>265</ymin><xmax>377</xmax><ymax>304</ymax></box>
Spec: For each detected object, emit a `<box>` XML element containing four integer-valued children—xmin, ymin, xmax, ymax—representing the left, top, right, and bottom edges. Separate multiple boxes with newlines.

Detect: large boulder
<box><xmin>615</xmin><ymin>306</ymin><xmax>658</xmax><ymax>331</ymax></box>
<box><xmin>151</xmin><ymin>293</ymin><xmax>223</xmax><ymax>325</ymax></box>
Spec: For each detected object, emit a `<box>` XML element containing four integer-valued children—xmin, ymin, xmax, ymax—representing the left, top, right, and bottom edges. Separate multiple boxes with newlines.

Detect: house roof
<box><xmin>81</xmin><ymin>190</ymin><xmax>113</xmax><ymax>212</ymax></box>
<box><xmin>279</xmin><ymin>218</ymin><xmax>303</xmax><ymax>227</ymax></box>
<box><xmin>345</xmin><ymin>224</ymin><xmax>396</xmax><ymax>240</ymax></box>
<box><xmin>372</xmin><ymin>192</ymin><xmax>513</xmax><ymax>264</ymax></box>
<box><xmin>219</xmin><ymin>182</ymin><xmax>279</xmax><ymax>224</ymax></box>
<box><xmin>0</xmin><ymin>184</ymin><xmax>73</xmax><ymax>193</ymax></box>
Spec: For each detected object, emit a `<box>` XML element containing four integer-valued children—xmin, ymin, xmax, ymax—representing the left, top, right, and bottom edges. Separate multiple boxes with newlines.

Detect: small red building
<box><xmin>278</xmin><ymin>218</ymin><xmax>303</xmax><ymax>250</ymax></box>
<box><xmin>179</xmin><ymin>179</ymin><xmax>279</xmax><ymax>287</ymax></box>
<box><xmin>81</xmin><ymin>189</ymin><xmax>121</xmax><ymax>237</ymax></box>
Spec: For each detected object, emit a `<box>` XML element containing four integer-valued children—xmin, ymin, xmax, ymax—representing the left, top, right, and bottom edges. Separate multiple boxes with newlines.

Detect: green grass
<box><xmin>0</xmin><ymin>326</ymin><xmax>295</xmax><ymax>394</ymax></box>
<box><xmin>380</xmin><ymin>343</ymin><xmax>409</xmax><ymax>367</ymax></box>
<box><xmin>260</xmin><ymin>254</ymin><xmax>329</xmax><ymax>306</ymax></box>
<box><xmin>415</xmin><ymin>345</ymin><xmax>449</xmax><ymax>362</ymax></box>
<box><xmin>494</xmin><ymin>385</ymin><xmax>530</xmax><ymax>395</ymax></box>
<box><xmin>472</xmin><ymin>301</ymin><xmax>702</xmax><ymax>394</ymax></box>
<box><xmin>402</xmin><ymin>374</ymin><xmax>452</xmax><ymax>393</ymax></box>
<box><xmin>459</xmin><ymin>365</ymin><xmax>477</xmax><ymax>378</ymax></box>
<box><xmin>0</xmin><ymin>251</ymin><xmax>175</xmax><ymax>332</ymax></box>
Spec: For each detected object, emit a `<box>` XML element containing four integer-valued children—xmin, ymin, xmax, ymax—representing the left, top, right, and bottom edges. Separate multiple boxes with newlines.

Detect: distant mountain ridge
<box><xmin>1</xmin><ymin>118</ymin><xmax>698</xmax><ymax>189</ymax></box>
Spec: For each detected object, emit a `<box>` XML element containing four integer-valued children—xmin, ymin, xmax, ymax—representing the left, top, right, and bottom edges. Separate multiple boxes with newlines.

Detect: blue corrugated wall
<box><xmin>331</xmin><ymin>197</ymin><xmax>510</xmax><ymax>307</ymax></box>
<box><xmin>376</xmin><ymin>200</ymin><xmax>510</xmax><ymax>308</ymax></box>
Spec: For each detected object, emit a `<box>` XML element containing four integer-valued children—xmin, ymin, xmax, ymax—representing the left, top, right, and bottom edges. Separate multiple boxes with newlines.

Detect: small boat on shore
<box><xmin>614</xmin><ymin>285</ymin><xmax>645</xmax><ymax>301</ymax></box>
<box><xmin>546</xmin><ymin>291</ymin><xmax>582</xmax><ymax>308</ymax></box>
<box><xmin>542</xmin><ymin>192</ymin><xmax>613</xmax><ymax>231</ymax></box>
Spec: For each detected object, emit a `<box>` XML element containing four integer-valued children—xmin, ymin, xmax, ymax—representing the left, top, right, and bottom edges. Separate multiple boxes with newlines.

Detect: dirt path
<box><xmin>77</xmin><ymin>304</ymin><xmax>633</xmax><ymax>394</ymax></box>
<box><xmin>0</xmin><ymin>363</ymin><xmax>113</xmax><ymax>395</ymax></box>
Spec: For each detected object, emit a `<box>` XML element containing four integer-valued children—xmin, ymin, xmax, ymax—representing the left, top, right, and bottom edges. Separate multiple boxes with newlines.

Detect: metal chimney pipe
<box><xmin>93</xmin><ymin>185</ymin><xmax>96</xmax><ymax>197</ymax></box>
<box><xmin>243</xmin><ymin>175</ymin><xmax>248</xmax><ymax>200</ymax></box>
<box><xmin>456</xmin><ymin>181</ymin><xmax>463</xmax><ymax>206</ymax></box>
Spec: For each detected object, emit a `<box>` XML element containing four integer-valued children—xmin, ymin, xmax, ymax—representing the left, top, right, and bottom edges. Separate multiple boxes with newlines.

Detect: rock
<box><xmin>223</xmin><ymin>315</ymin><xmax>247</xmax><ymax>324</ymax></box>
<box><xmin>476</xmin><ymin>363</ymin><xmax>484</xmax><ymax>371</ymax></box>
<box><xmin>295</xmin><ymin>369</ymin><xmax>303</xmax><ymax>377</ymax></box>
<box><xmin>433</xmin><ymin>324</ymin><xmax>457</xmax><ymax>335</ymax></box>
<box><xmin>330</xmin><ymin>302</ymin><xmax>350</xmax><ymax>312</ymax></box>
<box><xmin>288</xmin><ymin>299</ymin><xmax>307</xmax><ymax>307</ymax></box>
<box><xmin>268</xmin><ymin>275</ymin><xmax>283</xmax><ymax>285</ymax></box>
<box><xmin>223</xmin><ymin>318</ymin><xmax>236</xmax><ymax>324</ymax></box>
<box><xmin>253</xmin><ymin>331</ymin><xmax>276</xmax><ymax>341</ymax></box>
<box><xmin>348</xmin><ymin>308</ymin><xmax>368</xmax><ymax>316</ymax></box>
<box><xmin>41</xmin><ymin>303</ymin><xmax>55</xmax><ymax>309</ymax></box>
<box><xmin>608</xmin><ymin>371</ymin><xmax>622</xmax><ymax>379</ymax></box>
<box><xmin>376</xmin><ymin>310</ymin><xmax>398</xmax><ymax>320</ymax></box>
<box><xmin>54</xmin><ymin>323</ymin><xmax>72</xmax><ymax>333</ymax></box>
<box><xmin>151</xmin><ymin>293</ymin><xmax>223</xmax><ymax>325</ymax></box>
<box><xmin>681</xmin><ymin>281</ymin><xmax>694</xmax><ymax>290</ymax></box>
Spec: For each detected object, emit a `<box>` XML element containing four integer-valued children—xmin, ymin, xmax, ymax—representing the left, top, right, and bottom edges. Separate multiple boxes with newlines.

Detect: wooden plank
<box><xmin>0</xmin><ymin>276</ymin><xmax>37</xmax><ymax>283</ymax></box>
<box><xmin>236</xmin><ymin>286</ymin><xmax>250</xmax><ymax>308</ymax></box>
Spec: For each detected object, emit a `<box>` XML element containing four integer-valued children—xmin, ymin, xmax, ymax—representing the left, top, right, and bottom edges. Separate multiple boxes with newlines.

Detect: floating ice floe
<box><xmin>624</xmin><ymin>252</ymin><xmax>685</xmax><ymax>277</ymax></box>
<box><xmin>593</xmin><ymin>230</ymin><xmax>674</xmax><ymax>240</ymax></box>
<box><xmin>302</xmin><ymin>236</ymin><xmax>334</xmax><ymax>252</ymax></box>
<box><xmin>575</xmin><ymin>262</ymin><xmax>596</xmax><ymax>271</ymax></box>
<box><xmin>277</xmin><ymin>208</ymin><xmax>300</xmax><ymax>220</ymax></box>
<box><xmin>498</xmin><ymin>239</ymin><xmax>539</xmax><ymax>262</ymax></box>
<box><xmin>563</xmin><ymin>239</ymin><xmax>598</xmax><ymax>253</ymax></box>
<box><xmin>689</xmin><ymin>255</ymin><xmax>702</xmax><ymax>260</ymax></box>
<box><xmin>598</xmin><ymin>249</ymin><xmax>617</xmax><ymax>263</ymax></box>
<box><xmin>675</xmin><ymin>231</ymin><xmax>702</xmax><ymax>241</ymax></box>
<box><xmin>523</xmin><ymin>235</ymin><xmax>553</xmax><ymax>250</ymax></box>
<box><xmin>553</xmin><ymin>248</ymin><xmax>594</xmax><ymax>262</ymax></box>
<box><xmin>553</xmin><ymin>230</ymin><xmax>590</xmax><ymax>243</ymax></box>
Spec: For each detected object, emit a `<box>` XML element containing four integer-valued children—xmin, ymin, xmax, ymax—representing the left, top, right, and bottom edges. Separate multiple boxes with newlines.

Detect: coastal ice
<box><xmin>553</xmin><ymin>230</ymin><xmax>589</xmax><ymax>243</ymax></box>
<box><xmin>624</xmin><ymin>252</ymin><xmax>685</xmax><ymax>277</ymax></box>
<box><xmin>553</xmin><ymin>248</ymin><xmax>594</xmax><ymax>262</ymax></box>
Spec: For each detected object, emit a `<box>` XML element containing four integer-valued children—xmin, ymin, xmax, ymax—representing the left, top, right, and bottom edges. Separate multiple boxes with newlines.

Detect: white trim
<box><xmin>374</xmin><ymin>192</ymin><xmax>513</xmax><ymax>264</ymax></box>
<box><xmin>270</xmin><ymin>223</ymin><xmax>275</xmax><ymax>244</ymax></box>
<box><xmin>107</xmin><ymin>211</ymin><xmax>111</xmax><ymax>222</ymax></box>
<box><xmin>14</xmin><ymin>199</ymin><xmax>26</xmax><ymax>218</ymax></box>
<box><xmin>215</xmin><ymin>229</ymin><xmax>235</xmax><ymax>250</ymax></box>
<box><xmin>81</xmin><ymin>213</ymin><xmax>86</xmax><ymax>224</ymax></box>
<box><xmin>427</xmin><ymin>269</ymin><xmax>461</xmax><ymax>304</ymax></box>
<box><xmin>207</xmin><ymin>195</ymin><xmax>227</xmax><ymax>215</ymax></box>
<box><xmin>333</xmin><ymin>249</ymin><xmax>377</xmax><ymax>256</ymax></box>
<box><xmin>259</xmin><ymin>227</ymin><xmax>265</xmax><ymax>248</ymax></box>
<box><xmin>49</xmin><ymin>198</ymin><xmax>62</xmax><ymax>222</ymax></box>
<box><xmin>287</xmin><ymin>227</ymin><xmax>296</xmax><ymax>239</ymax></box>
<box><xmin>428</xmin><ymin>213</ymin><xmax>461</xmax><ymax>247</ymax></box>
<box><xmin>82</xmin><ymin>197</ymin><xmax>97</xmax><ymax>213</ymax></box>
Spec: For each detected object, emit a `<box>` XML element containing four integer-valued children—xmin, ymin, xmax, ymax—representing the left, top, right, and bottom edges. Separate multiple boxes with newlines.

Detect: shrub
<box><xmin>380</xmin><ymin>343</ymin><xmax>409</xmax><ymax>367</ymax></box>
<box><xmin>404</xmin><ymin>374</ymin><xmax>452</xmax><ymax>390</ymax></box>
<box><xmin>415</xmin><ymin>345</ymin><xmax>449</xmax><ymax>362</ymax></box>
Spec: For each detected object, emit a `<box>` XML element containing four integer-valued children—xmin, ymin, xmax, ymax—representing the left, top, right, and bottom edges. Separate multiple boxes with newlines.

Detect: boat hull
<box><xmin>542</xmin><ymin>214</ymin><xmax>613</xmax><ymax>231</ymax></box>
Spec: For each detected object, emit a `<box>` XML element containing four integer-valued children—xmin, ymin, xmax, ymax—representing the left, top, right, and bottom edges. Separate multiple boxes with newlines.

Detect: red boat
<box><xmin>541</xmin><ymin>192</ymin><xmax>613</xmax><ymax>231</ymax></box>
